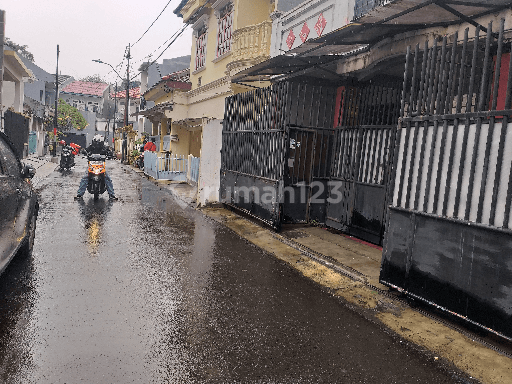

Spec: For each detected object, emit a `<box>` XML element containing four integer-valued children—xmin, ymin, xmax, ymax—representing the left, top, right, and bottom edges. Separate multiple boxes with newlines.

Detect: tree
<box><xmin>120</xmin><ymin>79</ymin><xmax>141</xmax><ymax>90</ymax></box>
<box><xmin>44</xmin><ymin>99</ymin><xmax>88</xmax><ymax>132</ymax></box>
<box><xmin>79</xmin><ymin>74</ymin><xmax>106</xmax><ymax>83</ymax></box>
<box><xmin>4</xmin><ymin>37</ymin><xmax>34</xmax><ymax>62</ymax></box>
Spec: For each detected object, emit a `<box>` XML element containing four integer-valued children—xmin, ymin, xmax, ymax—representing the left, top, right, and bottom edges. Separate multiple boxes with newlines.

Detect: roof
<box><xmin>113</xmin><ymin>87</ymin><xmax>141</xmax><ymax>99</ymax></box>
<box><xmin>3</xmin><ymin>50</ymin><xmax>34</xmax><ymax>80</ymax></box>
<box><xmin>233</xmin><ymin>0</ymin><xmax>512</xmax><ymax>83</ymax></box>
<box><xmin>61</xmin><ymin>81</ymin><xmax>109</xmax><ymax>97</ymax></box>
<box><xmin>135</xmin><ymin>101</ymin><xmax>174</xmax><ymax>117</ymax></box>
<box><xmin>161</xmin><ymin>68</ymin><xmax>190</xmax><ymax>82</ymax></box>
<box><xmin>143</xmin><ymin>68</ymin><xmax>191</xmax><ymax>100</ymax></box>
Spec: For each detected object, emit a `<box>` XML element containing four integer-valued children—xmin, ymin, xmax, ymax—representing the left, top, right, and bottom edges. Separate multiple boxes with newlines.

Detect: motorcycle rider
<box><xmin>59</xmin><ymin>140</ymin><xmax>75</xmax><ymax>168</ymax></box>
<box><xmin>75</xmin><ymin>135</ymin><xmax>117</xmax><ymax>200</ymax></box>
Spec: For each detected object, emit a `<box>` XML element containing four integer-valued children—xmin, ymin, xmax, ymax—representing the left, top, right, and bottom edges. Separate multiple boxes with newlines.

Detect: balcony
<box><xmin>231</xmin><ymin>20</ymin><xmax>272</xmax><ymax>63</ymax></box>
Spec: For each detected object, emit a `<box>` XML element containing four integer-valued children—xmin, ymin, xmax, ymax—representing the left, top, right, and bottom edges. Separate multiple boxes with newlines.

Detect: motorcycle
<box><xmin>60</xmin><ymin>145</ymin><xmax>75</xmax><ymax>170</ymax></box>
<box><xmin>87</xmin><ymin>153</ymin><xmax>107</xmax><ymax>200</ymax></box>
<box><xmin>105</xmin><ymin>146</ymin><xmax>115</xmax><ymax>160</ymax></box>
<box><xmin>135</xmin><ymin>151</ymin><xmax>144</xmax><ymax>169</ymax></box>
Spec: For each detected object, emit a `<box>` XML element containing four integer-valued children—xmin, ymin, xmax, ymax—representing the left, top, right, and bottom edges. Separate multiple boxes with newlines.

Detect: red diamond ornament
<box><xmin>286</xmin><ymin>29</ymin><xmax>296</xmax><ymax>49</ymax></box>
<box><xmin>315</xmin><ymin>13</ymin><xmax>327</xmax><ymax>37</ymax></box>
<box><xmin>299</xmin><ymin>22</ymin><xmax>310</xmax><ymax>43</ymax></box>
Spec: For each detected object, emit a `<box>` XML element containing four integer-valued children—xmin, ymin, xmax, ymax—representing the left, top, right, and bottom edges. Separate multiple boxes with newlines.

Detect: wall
<box><xmin>198</xmin><ymin>118</ymin><xmax>223</xmax><ymax>205</ymax></box>
<box><xmin>236</xmin><ymin>0</ymin><xmax>272</xmax><ymax>29</ymax></box>
<box><xmin>270</xmin><ymin>0</ymin><xmax>354</xmax><ymax>56</ymax></box>
<box><xmin>147</xmin><ymin>56</ymin><xmax>190</xmax><ymax>88</ymax></box>
<box><xmin>170</xmin><ymin>124</ymin><xmax>191</xmax><ymax>156</ymax></box>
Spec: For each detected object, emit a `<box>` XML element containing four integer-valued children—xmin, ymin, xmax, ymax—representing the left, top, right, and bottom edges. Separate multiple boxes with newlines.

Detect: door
<box><xmin>326</xmin><ymin>125</ymin><xmax>395</xmax><ymax>245</ymax></box>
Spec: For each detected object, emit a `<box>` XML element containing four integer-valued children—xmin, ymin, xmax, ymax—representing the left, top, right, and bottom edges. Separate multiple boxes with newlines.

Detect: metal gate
<box><xmin>220</xmin><ymin>82</ymin><xmax>336</xmax><ymax>228</ymax></box>
<box><xmin>3</xmin><ymin>110</ymin><xmax>29</xmax><ymax>158</ymax></box>
<box><xmin>381</xmin><ymin>21</ymin><xmax>512</xmax><ymax>339</ymax></box>
<box><xmin>326</xmin><ymin>83</ymin><xmax>401</xmax><ymax>244</ymax></box>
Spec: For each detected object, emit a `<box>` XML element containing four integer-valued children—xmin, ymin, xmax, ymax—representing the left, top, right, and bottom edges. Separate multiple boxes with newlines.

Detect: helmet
<box><xmin>93</xmin><ymin>134</ymin><xmax>104</xmax><ymax>143</ymax></box>
<box><xmin>59</xmin><ymin>140</ymin><xmax>66</xmax><ymax>145</ymax></box>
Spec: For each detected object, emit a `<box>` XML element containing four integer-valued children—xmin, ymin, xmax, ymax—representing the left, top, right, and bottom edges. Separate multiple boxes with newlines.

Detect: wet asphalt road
<box><xmin>0</xmin><ymin>156</ymin><xmax>474</xmax><ymax>383</ymax></box>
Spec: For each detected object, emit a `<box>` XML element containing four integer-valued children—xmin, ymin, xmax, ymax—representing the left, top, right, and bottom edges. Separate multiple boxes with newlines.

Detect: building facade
<box><xmin>167</xmin><ymin>0</ymin><xmax>274</xmax><ymax>205</ymax></box>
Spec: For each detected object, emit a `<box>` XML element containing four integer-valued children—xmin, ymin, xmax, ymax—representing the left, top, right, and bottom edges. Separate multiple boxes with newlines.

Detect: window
<box><xmin>40</xmin><ymin>90</ymin><xmax>44</xmax><ymax>102</ymax></box>
<box><xmin>192</xmin><ymin>14</ymin><xmax>209</xmax><ymax>72</ymax></box>
<box><xmin>195</xmin><ymin>27</ymin><xmax>207</xmax><ymax>70</ymax></box>
<box><xmin>216</xmin><ymin>3</ymin><xmax>233</xmax><ymax>58</ymax></box>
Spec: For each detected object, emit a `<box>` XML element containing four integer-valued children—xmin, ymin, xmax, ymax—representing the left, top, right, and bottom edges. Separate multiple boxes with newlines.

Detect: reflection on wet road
<box><xmin>0</xmin><ymin>158</ymin><xmax>472</xmax><ymax>383</ymax></box>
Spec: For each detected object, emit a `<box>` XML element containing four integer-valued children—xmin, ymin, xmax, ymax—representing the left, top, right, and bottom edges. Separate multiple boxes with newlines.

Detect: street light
<box><xmin>92</xmin><ymin>59</ymin><xmax>123</xmax><ymax>82</ymax></box>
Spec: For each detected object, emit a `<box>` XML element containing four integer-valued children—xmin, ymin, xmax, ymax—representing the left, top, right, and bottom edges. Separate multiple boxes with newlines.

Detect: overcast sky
<box><xmin>2</xmin><ymin>0</ymin><xmax>192</xmax><ymax>84</ymax></box>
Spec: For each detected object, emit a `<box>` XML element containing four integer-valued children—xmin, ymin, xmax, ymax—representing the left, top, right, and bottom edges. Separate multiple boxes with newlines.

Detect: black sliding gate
<box><xmin>220</xmin><ymin>82</ymin><xmax>337</xmax><ymax>228</ymax></box>
<box><xmin>381</xmin><ymin>20</ymin><xmax>512</xmax><ymax>339</ymax></box>
<box><xmin>326</xmin><ymin>84</ymin><xmax>401</xmax><ymax>244</ymax></box>
<box><xmin>4</xmin><ymin>110</ymin><xmax>29</xmax><ymax>158</ymax></box>
<box><xmin>221</xmin><ymin>79</ymin><xmax>401</xmax><ymax>243</ymax></box>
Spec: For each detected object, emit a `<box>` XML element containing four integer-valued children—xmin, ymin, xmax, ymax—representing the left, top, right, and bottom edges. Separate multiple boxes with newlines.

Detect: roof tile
<box><xmin>61</xmin><ymin>81</ymin><xmax>109</xmax><ymax>97</ymax></box>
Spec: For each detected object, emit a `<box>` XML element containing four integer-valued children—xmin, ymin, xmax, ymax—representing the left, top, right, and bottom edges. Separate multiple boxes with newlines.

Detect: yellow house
<box><xmin>149</xmin><ymin>0</ymin><xmax>273</xmax><ymax>205</ymax></box>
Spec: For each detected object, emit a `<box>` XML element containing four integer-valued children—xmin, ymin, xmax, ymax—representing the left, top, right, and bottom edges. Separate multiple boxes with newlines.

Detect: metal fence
<box><xmin>144</xmin><ymin>152</ymin><xmax>188</xmax><ymax>181</ymax></box>
<box><xmin>381</xmin><ymin>20</ymin><xmax>512</xmax><ymax>340</ymax></box>
<box><xmin>391</xmin><ymin>20</ymin><xmax>512</xmax><ymax>227</ymax></box>
<box><xmin>188</xmin><ymin>156</ymin><xmax>200</xmax><ymax>185</ymax></box>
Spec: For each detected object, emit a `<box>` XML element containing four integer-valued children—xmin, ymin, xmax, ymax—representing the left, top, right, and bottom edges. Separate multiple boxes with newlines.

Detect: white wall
<box><xmin>270</xmin><ymin>0</ymin><xmax>355</xmax><ymax>57</ymax></box>
<box><xmin>197</xmin><ymin>118</ymin><xmax>223</xmax><ymax>205</ymax></box>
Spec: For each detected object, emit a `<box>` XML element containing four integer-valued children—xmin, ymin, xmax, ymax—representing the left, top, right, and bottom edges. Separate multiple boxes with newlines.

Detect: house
<box><xmin>137</xmin><ymin>56</ymin><xmax>191</xmax><ymax>136</ymax></box>
<box><xmin>139</xmin><ymin>69</ymin><xmax>192</xmax><ymax>152</ymax></box>
<box><xmin>150</xmin><ymin>0</ymin><xmax>274</xmax><ymax>205</ymax></box>
<box><xmin>60</xmin><ymin>80</ymin><xmax>111</xmax><ymax>146</ymax></box>
<box><xmin>1</xmin><ymin>41</ymin><xmax>35</xmax><ymax>157</ymax></box>
<box><xmin>222</xmin><ymin>0</ymin><xmax>512</xmax><ymax>339</ymax></box>
<box><xmin>17</xmin><ymin>53</ymin><xmax>75</xmax><ymax>156</ymax></box>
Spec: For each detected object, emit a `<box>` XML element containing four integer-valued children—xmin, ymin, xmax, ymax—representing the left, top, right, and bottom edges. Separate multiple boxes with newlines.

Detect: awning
<box><xmin>134</xmin><ymin>101</ymin><xmax>173</xmax><ymax>118</ymax></box>
<box><xmin>231</xmin><ymin>55</ymin><xmax>343</xmax><ymax>83</ymax></box>
<box><xmin>233</xmin><ymin>0</ymin><xmax>512</xmax><ymax>83</ymax></box>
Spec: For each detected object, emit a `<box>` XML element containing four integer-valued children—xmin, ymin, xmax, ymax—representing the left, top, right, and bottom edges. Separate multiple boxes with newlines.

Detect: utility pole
<box><xmin>113</xmin><ymin>82</ymin><xmax>118</xmax><ymax>145</ymax></box>
<box><xmin>122</xmin><ymin>44</ymin><xmax>131</xmax><ymax>163</ymax></box>
<box><xmin>52</xmin><ymin>44</ymin><xmax>60</xmax><ymax>158</ymax></box>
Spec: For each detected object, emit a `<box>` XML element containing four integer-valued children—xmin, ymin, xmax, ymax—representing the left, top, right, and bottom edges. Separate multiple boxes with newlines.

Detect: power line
<box><xmin>130</xmin><ymin>24</ymin><xmax>189</xmax><ymax>69</ymax></box>
<box><xmin>132</xmin><ymin>0</ymin><xmax>174</xmax><ymax>47</ymax></box>
<box><xmin>129</xmin><ymin>23</ymin><xmax>189</xmax><ymax>81</ymax></box>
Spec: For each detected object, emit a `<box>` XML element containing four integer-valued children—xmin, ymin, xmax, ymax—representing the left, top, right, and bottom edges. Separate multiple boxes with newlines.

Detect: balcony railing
<box><xmin>231</xmin><ymin>20</ymin><xmax>272</xmax><ymax>62</ymax></box>
<box><xmin>354</xmin><ymin>0</ymin><xmax>389</xmax><ymax>20</ymax></box>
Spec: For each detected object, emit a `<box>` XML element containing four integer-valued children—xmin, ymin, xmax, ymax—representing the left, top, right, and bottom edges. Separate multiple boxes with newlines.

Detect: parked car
<box><xmin>0</xmin><ymin>131</ymin><xmax>38</xmax><ymax>274</ymax></box>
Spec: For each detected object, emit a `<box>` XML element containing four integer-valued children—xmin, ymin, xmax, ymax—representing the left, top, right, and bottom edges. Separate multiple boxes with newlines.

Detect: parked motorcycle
<box><xmin>105</xmin><ymin>146</ymin><xmax>115</xmax><ymax>160</ymax></box>
<box><xmin>135</xmin><ymin>152</ymin><xmax>144</xmax><ymax>169</ymax></box>
<box><xmin>87</xmin><ymin>153</ymin><xmax>107</xmax><ymax>200</ymax></box>
<box><xmin>60</xmin><ymin>145</ymin><xmax>75</xmax><ymax>170</ymax></box>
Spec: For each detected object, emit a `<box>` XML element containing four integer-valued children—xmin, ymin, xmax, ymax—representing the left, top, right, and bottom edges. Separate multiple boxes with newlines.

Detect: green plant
<box><xmin>44</xmin><ymin>99</ymin><xmax>88</xmax><ymax>132</ymax></box>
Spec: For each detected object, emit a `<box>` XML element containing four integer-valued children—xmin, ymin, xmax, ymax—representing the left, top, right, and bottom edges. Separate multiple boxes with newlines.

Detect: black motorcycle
<box><xmin>135</xmin><ymin>151</ymin><xmax>144</xmax><ymax>169</ymax></box>
<box><xmin>60</xmin><ymin>145</ymin><xmax>75</xmax><ymax>170</ymax></box>
<box><xmin>87</xmin><ymin>153</ymin><xmax>107</xmax><ymax>200</ymax></box>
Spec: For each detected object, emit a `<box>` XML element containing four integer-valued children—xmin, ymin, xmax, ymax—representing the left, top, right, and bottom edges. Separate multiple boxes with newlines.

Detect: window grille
<box><xmin>195</xmin><ymin>29</ymin><xmax>207</xmax><ymax>70</ymax></box>
<box><xmin>216</xmin><ymin>6</ymin><xmax>233</xmax><ymax>58</ymax></box>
